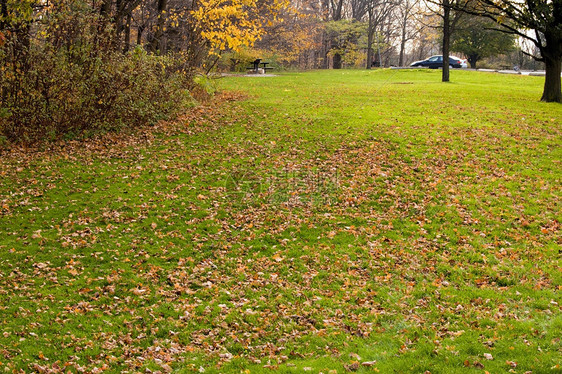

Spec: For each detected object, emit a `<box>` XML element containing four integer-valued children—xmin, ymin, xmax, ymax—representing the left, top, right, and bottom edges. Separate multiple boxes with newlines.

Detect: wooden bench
<box><xmin>247</xmin><ymin>59</ymin><xmax>273</xmax><ymax>74</ymax></box>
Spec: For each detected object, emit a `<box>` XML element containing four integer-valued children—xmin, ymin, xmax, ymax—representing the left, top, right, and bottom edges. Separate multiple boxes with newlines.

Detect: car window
<box><xmin>437</xmin><ymin>56</ymin><xmax>443</xmax><ymax>62</ymax></box>
<box><xmin>428</xmin><ymin>56</ymin><xmax>439</xmax><ymax>62</ymax></box>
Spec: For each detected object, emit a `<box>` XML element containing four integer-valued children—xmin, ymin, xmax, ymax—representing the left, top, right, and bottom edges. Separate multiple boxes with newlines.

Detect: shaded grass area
<box><xmin>0</xmin><ymin>69</ymin><xmax>561</xmax><ymax>373</ymax></box>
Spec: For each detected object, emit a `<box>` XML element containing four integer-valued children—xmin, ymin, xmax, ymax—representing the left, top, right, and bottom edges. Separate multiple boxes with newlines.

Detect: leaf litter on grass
<box><xmin>0</xmin><ymin>71</ymin><xmax>561</xmax><ymax>373</ymax></box>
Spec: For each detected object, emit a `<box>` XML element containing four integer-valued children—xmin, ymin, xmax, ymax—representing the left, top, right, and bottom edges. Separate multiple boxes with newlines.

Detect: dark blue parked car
<box><xmin>411</xmin><ymin>55</ymin><xmax>463</xmax><ymax>69</ymax></box>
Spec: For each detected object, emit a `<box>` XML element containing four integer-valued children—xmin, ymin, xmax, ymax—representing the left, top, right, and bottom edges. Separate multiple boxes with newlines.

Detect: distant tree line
<box><xmin>252</xmin><ymin>0</ymin><xmax>559</xmax><ymax>101</ymax></box>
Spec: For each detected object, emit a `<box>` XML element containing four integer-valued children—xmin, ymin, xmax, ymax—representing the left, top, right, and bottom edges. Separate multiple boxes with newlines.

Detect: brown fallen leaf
<box><xmin>344</xmin><ymin>361</ymin><xmax>360</xmax><ymax>372</ymax></box>
<box><xmin>272</xmin><ymin>253</ymin><xmax>284</xmax><ymax>262</ymax></box>
<box><xmin>473</xmin><ymin>361</ymin><xmax>485</xmax><ymax>369</ymax></box>
<box><xmin>132</xmin><ymin>287</ymin><xmax>147</xmax><ymax>295</ymax></box>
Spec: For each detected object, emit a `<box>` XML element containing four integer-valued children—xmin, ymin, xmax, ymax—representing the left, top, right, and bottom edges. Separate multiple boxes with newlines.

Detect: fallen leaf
<box><xmin>344</xmin><ymin>362</ymin><xmax>360</xmax><ymax>372</ymax></box>
<box><xmin>272</xmin><ymin>253</ymin><xmax>284</xmax><ymax>262</ymax></box>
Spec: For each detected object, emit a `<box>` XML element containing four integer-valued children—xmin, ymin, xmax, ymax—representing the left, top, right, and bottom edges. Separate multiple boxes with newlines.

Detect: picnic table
<box><xmin>247</xmin><ymin>59</ymin><xmax>273</xmax><ymax>74</ymax></box>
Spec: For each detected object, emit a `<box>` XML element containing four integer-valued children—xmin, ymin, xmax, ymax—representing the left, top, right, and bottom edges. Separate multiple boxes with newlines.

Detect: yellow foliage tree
<box><xmin>261</xmin><ymin>12</ymin><xmax>320</xmax><ymax>64</ymax></box>
<box><xmin>191</xmin><ymin>0</ymin><xmax>291</xmax><ymax>55</ymax></box>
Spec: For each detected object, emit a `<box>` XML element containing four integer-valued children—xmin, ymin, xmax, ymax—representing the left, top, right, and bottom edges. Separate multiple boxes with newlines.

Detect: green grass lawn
<box><xmin>1</xmin><ymin>69</ymin><xmax>561</xmax><ymax>373</ymax></box>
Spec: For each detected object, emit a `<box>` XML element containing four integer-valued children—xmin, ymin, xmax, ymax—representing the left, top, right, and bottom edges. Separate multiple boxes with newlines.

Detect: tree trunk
<box><xmin>114</xmin><ymin>0</ymin><xmax>123</xmax><ymax>50</ymax></box>
<box><xmin>366</xmin><ymin>28</ymin><xmax>374</xmax><ymax>69</ymax></box>
<box><xmin>137</xmin><ymin>25</ymin><xmax>144</xmax><ymax>46</ymax></box>
<box><xmin>399</xmin><ymin>13</ymin><xmax>408</xmax><ymax>66</ymax></box>
<box><xmin>329</xmin><ymin>0</ymin><xmax>343</xmax><ymax>69</ymax></box>
<box><xmin>366</xmin><ymin>11</ymin><xmax>374</xmax><ymax>69</ymax></box>
<box><xmin>442</xmin><ymin>0</ymin><xmax>450</xmax><ymax>82</ymax></box>
<box><xmin>332</xmin><ymin>0</ymin><xmax>344</xmax><ymax>21</ymax></box>
<box><xmin>541</xmin><ymin>54</ymin><xmax>562</xmax><ymax>102</ymax></box>
<box><xmin>97</xmin><ymin>0</ymin><xmax>112</xmax><ymax>48</ymax></box>
<box><xmin>123</xmin><ymin>12</ymin><xmax>131</xmax><ymax>52</ymax></box>
<box><xmin>399</xmin><ymin>36</ymin><xmax>406</xmax><ymax>67</ymax></box>
<box><xmin>468</xmin><ymin>54</ymin><xmax>478</xmax><ymax>69</ymax></box>
<box><xmin>398</xmin><ymin>27</ymin><xmax>404</xmax><ymax>66</ymax></box>
<box><xmin>150</xmin><ymin>0</ymin><xmax>168</xmax><ymax>54</ymax></box>
<box><xmin>333</xmin><ymin>53</ymin><xmax>342</xmax><ymax>69</ymax></box>
<box><xmin>323</xmin><ymin>33</ymin><xmax>330</xmax><ymax>69</ymax></box>
<box><xmin>0</xmin><ymin>0</ymin><xmax>6</xmax><ymax>101</ymax></box>
<box><xmin>418</xmin><ymin>45</ymin><xmax>426</xmax><ymax>60</ymax></box>
<box><xmin>0</xmin><ymin>0</ymin><xmax>8</xmax><ymax>30</ymax></box>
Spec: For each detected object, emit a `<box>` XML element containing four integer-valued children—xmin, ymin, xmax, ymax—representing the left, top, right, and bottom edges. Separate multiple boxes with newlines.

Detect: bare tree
<box><xmin>366</xmin><ymin>0</ymin><xmax>396</xmax><ymax>68</ymax></box>
<box><xmin>396</xmin><ymin>0</ymin><xmax>424</xmax><ymax>66</ymax></box>
<box><xmin>148</xmin><ymin>0</ymin><xmax>168</xmax><ymax>54</ymax></box>
<box><xmin>330</xmin><ymin>0</ymin><xmax>346</xmax><ymax>68</ymax></box>
<box><xmin>351</xmin><ymin>0</ymin><xmax>369</xmax><ymax>20</ymax></box>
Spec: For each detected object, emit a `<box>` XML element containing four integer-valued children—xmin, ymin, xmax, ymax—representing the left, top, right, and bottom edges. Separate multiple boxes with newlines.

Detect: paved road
<box><xmin>392</xmin><ymin>66</ymin><xmax>562</xmax><ymax>76</ymax></box>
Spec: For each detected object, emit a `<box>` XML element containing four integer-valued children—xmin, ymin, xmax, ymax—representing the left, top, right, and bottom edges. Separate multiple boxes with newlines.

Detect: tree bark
<box><xmin>399</xmin><ymin>34</ymin><xmax>406</xmax><ymax>67</ymax></box>
<box><xmin>323</xmin><ymin>34</ymin><xmax>330</xmax><ymax>69</ymax></box>
<box><xmin>331</xmin><ymin>0</ymin><xmax>344</xmax><ymax>21</ymax></box>
<box><xmin>115</xmin><ymin>0</ymin><xmax>124</xmax><ymax>50</ymax></box>
<box><xmin>149</xmin><ymin>0</ymin><xmax>168</xmax><ymax>54</ymax></box>
<box><xmin>541</xmin><ymin>54</ymin><xmax>562</xmax><ymax>102</ymax></box>
<box><xmin>366</xmin><ymin>24</ymin><xmax>374</xmax><ymax>69</ymax></box>
<box><xmin>329</xmin><ymin>0</ymin><xmax>344</xmax><ymax>69</ymax></box>
<box><xmin>123</xmin><ymin>12</ymin><xmax>131</xmax><ymax>53</ymax></box>
<box><xmin>333</xmin><ymin>53</ymin><xmax>342</xmax><ymax>69</ymax></box>
<box><xmin>398</xmin><ymin>10</ymin><xmax>407</xmax><ymax>66</ymax></box>
<box><xmin>468</xmin><ymin>54</ymin><xmax>478</xmax><ymax>69</ymax></box>
<box><xmin>137</xmin><ymin>25</ymin><xmax>144</xmax><ymax>46</ymax></box>
<box><xmin>97</xmin><ymin>0</ymin><xmax>112</xmax><ymax>48</ymax></box>
<box><xmin>0</xmin><ymin>0</ymin><xmax>8</xmax><ymax>30</ymax></box>
<box><xmin>321</xmin><ymin>0</ymin><xmax>330</xmax><ymax>69</ymax></box>
<box><xmin>442</xmin><ymin>0</ymin><xmax>450</xmax><ymax>82</ymax></box>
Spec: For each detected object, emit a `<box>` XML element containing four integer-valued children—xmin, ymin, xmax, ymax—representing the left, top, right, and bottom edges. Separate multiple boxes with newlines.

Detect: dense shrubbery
<box><xmin>0</xmin><ymin>2</ymin><xmax>193</xmax><ymax>145</ymax></box>
<box><xmin>0</xmin><ymin>46</ymin><xmax>192</xmax><ymax>143</ymax></box>
<box><xmin>0</xmin><ymin>0</ymin><xmax>299</xmax><ymax>145</ymax></box>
